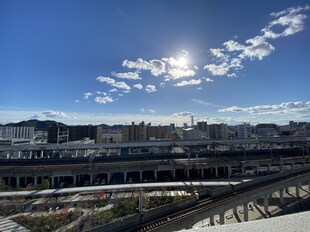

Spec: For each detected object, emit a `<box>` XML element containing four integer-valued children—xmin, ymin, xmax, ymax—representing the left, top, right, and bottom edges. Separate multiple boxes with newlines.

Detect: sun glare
<box><xmin>177</xmin><ymin>57</ymin><xmax>187</xmax><ymax>67</ymax></box>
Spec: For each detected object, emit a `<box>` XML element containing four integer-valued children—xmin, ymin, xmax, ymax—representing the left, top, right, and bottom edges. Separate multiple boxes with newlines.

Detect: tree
<box><xmin>41</xmin><ymin>179</ymin><xmax>50</xmax><ymax>190</ymax></box>
<box><xmin>0</xmin><ymin>178</ymin><xmax>6</xmax><ymax>191</ymax></box>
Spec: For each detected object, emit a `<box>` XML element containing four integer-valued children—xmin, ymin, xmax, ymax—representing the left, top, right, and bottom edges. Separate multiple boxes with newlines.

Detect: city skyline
<box><xmin>1</xmin><ymin>0</ymin><xmax>310</xmax><ymax>126</ymax></box>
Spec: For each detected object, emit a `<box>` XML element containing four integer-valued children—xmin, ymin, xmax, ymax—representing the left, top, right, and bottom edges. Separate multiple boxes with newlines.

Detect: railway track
<box><xmin>131</xmin><ymin>168</ymin><xmax>310</xmax><ymax>232</ymax></box>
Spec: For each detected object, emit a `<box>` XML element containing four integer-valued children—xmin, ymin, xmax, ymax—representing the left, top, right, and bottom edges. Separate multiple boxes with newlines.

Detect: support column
<box><xmin>16</xmin><ymin>177</ymin><xmax>20</xmax><ymax>188</ymax></box>
<box><xmin>219</xmin><ymin>212</ymin><xmax>225</xmax><ymax>225</ymax></box>
<box><xmin>186</xmin><ymin>169</ymin><xmax>190</xmax><ymax>179</ymax></box>
<box><xmin>8</xmin><ymin>177</ymin><xmax>11</xmax><ymax>186</ymax></box>
<box><xmin>172</xmin><ymin>170</ymin><xmax>176</xmax><ymax>180</ymax></box>
<box><xmin>154</xmin><ymin>170</ymin><xmax>157</xmax><ymax>181</ymax></box>
<box><xmin>124</xmin><ymin>171</ymin><xmax>127</xmax><ymax>183</ymax></box>
<box><xmin>40</xmin><ymin>150</ymin><xmax>44</xmax><ymax>158</ymax></box>
<box><xmin>140</xmin><ymin>171</ymin><xmax>143</xmax><ymax>182</ymax></box>
<box><xmin>264</xmin><ymin>195</ymin><xmax>269</xmax><ymax>213</ymax></box>
<box><xmin>34</xmin><ymin>176</ymin><xmax>38</xmax><ymax>185</ymax></box>
<box><xmin>201</xmin><ymin>169</ymin><xmax>204</xmax><ymax>178</ymax></box>
<box><xmin>210</xmin><ymin>215</ymin><xmax>215</xmax><ymax>225</ymax></box>
<box><xmin>51</xmin><ymin>176</ymin><xmax>55</xmax><ymax>188</ymax></box>
<box><xmin>107</xmin><ymin>172</ymin><xmax>111</xmax><ymax>184</ymax></box>
<box><xmin>29</xmin><ymin>151</ymin><xmax>33</xmax><ymax>159</ymax></box>
<box><xmin>215</xmin><ymin>167</ymin><xmax>218</xmax><ymax>178</ymax></box>
<box><xmin>243</xmin><ymin>203</ymin><xmax>249</xmax><ymax>222</ymax></box>
<box><xmin>18</xmin><ymin>151</ymin><xmax>21</xmax><ymax>159</ymax></box>
<box><xmin>233</xmin><ymin>206</ymin><xmax>237</xmax><ymax>215</ymax></box>
<box><xmin>73</xmin><ymin>175</ymin><xmax>77</xmax><ymax>186</ymax></box>
<box><xmin>296</xmin><ymin>183</ymin><xmax>301</xmax><ymax>198</ymax></box>
<box><xmin>75</xmin><ymin>150</ymin><xmax>78</xmax><ymax>157</ymax></box>
<box><xmin>90</xmin><ymin>174</ymin><xmax>94</xmax><ymax>185</ymax></box>
<box><xmin>280</xmin><ymin>188</ymin><xmax>284</xmax><ymax>205</ymax></box>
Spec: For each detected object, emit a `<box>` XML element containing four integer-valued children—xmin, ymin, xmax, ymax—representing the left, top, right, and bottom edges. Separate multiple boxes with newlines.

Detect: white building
<box><xmin>237</xmin><ymin>123</ymin><xmax>252</xmax><ymax>139</ymax></box>
<box><xmin>0</xmin><ymin>126</ymin><xmax>34</xmax><ymax>144</ymax></box>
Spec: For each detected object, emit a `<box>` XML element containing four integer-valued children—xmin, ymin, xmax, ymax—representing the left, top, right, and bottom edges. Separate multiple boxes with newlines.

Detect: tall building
<box><xmin>47</xmin><ymin>124</ymin><xmax>102</xmax><ymax>144</ymax></box>
<box><xmin>122</xmin><ymin>122</ymin><xmax>147</xmax><ymax>142</ymax></box>
<box><xmin>208</xmin><ymin>123</ymin><xmax>229</xmax><ymax>140</ymax></box>
<box><xmin>237</xmin><ymin>123</ymin><xmax>252</xmax><ymax>139</ymax></box>
<box><xmin>122</xmin><ymin>122</ymin><xmax>169</xmax><ymax>142</ymax></box>
<box><xmin>197</xmin><ymin>121</ymin><xmax>208</xmax><ymax>132</ymax></box>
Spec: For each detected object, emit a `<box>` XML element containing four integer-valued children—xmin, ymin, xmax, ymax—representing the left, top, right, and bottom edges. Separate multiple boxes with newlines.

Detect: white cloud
<box><xmin>174</xmin><ymin>79</ymin><xmax>201</xmax><ymax>87</ymax></box>
<box><xmin>205</xmin><ymin>5</ymin><xmax>309</xmax><ymax>77</ymax></box>
<box><xmin>204</xmin><ymin>63</ymin><xmax>229</xmax><ymax>76</ymax></box>
<box><xmin>167</xmin><ymin>68</ymin><xmax>196</xmax><ymax>79</ymax></box>
<box><xmin>218</xmin><ymin>101</ymin><xmax>310</xmax><ymax>115</ymax></box>
<box><xmin>210</xmin><ymin>48</ymin><xmax>229</xmax><ymax>61</ymax></box>
<box><xmin>133</xmin><ymin>83</ymin><xmax>143</xmax><ymax>89</ymax></box>
<box><xmin>96</xmin><ymin>91</ymin><xmax>107</xmax><ymax>95</ymax></box>
<box><xmin>140</xmin><ymin>108</ymin><xmax>145</xmax><ymax>113</ymax></box>
<box><xmin>109</xmin><ymin>88</ymin><xmax>118</xmax><ymax>92</ymax></box>
<box><xmin>204</xmin><ymin>77</ymin><xmax>214</xmax><ymax>82</ymax></box>
<box><xmin>122</xmin><ymin>58</ymin><xmax>165</xmax><ymax>76</ymax></box>
<box><xmin>191</xmin><ymin>99</ymin><xmax>210</xmax><ymax>106</ymax></box>
<box><xmin>83</xmin><ymin>92</ymin><xmax>93</xmax><ymax>100</ymax></box>
<box><xmin>172</xmin><ymin>112</ymin><xmax>193</xmax><ymax>117</ymax></box>
<box><xmin>182</xmin><ymin>49</ymin><xmax>189</xmax><ymax>56</ymax></box>
<box><xmin>75</xmin><ymin>100</ymin><xmax>79</xmax><ymax>103</ymax></box>
<box><xmin>145</xmin><ymin>85</ymin><xmax>157</xmax><ymax>93</ymax></box>
<box><xmin>96</xmin><ymin>76</ymin><xmax>131</xmax><ymax>91</ymax></box>
<box><xmin>94</xmin><ymin>96</ymin><xmax>115</xmax><ymax>104</ymax></box>
<box><xmin>264</xmin><ymin>6</ymin><xmax>309</xmax><ymax>39</ymax></box>
<box><xmin>241</xmin><ymin>36</ymin><xmax>275</xmax><ymax>60</ymax></box>
<box><xmin>149</xmin><ymin>109</ymin><xmax>156</xmax><ymax>114</ymax></box>
<box><xmin>112</xmin><ymin>71</ymin><xmax>141</xmax><ymax>80</ymax></box>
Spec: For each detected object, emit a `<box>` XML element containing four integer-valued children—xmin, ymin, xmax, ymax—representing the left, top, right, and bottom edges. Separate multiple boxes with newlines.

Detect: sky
<box><xmin>0</xmin><ymin>0</ymin><xmax>310</xmax><ymax>126</ymax></box>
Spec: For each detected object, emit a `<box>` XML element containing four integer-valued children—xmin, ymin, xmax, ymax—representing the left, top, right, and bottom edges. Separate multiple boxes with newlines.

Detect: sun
<box><xmin>177</xmin><ymin>57</ymin><xmax>187</xmax><ymax>68</ymax></box>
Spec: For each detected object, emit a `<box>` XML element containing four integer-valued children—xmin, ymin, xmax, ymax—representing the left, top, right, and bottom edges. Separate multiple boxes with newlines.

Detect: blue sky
<box><xmin>1</xmin><ymin>0</ymin><xmax>310</xmax><ymax>126</ymax></box>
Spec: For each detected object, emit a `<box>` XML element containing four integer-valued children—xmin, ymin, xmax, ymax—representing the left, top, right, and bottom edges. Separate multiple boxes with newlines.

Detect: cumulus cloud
<box><xmin>133</xmin><ymin>83</ymin><xmax>143</xmax><ymax>89</ymax></box>
<box><xmin>218</xmin><ymin>101</ymin><xmax>310</xmax><ymax>115</ymax></box>
<box><xmin>167</xmin><ymin>68</ymin><xmax>196</xmax><ymax>79</ymax></box>
<box><xmin>145</xmin><ymin>85</ymin><xmax>157</xmax><ymax>93</ymax></box>
<box><xmin>112</xmin><ymin>71</ymin><xmax>141</xmax><ymax>80</ymax></box>
<box><xmin>204</xmin><ymin>5</ymin><xmax>309</xmax><ymax>77</ymax></box>
<box><xmin>174</xmin><ymin>79</ymin><xmax>201</xmax><ymax>87</ymax></box>
<box><xmin>122</xmin><ymin>58</ymin><xmax>165</xmax><ymax>76</ymax></box>
<box><xmin>75</xmin><ymin>100</ymin><xmax>79</xmax><ymax>103</ymax></box>
<box><xmin>83</xmin><ymin>92</ymin><xmax>93</xmax><ymax>100</ymax></box>
<box><xmin>109</xmin><ymin>88</ymin><xmax>118</xmax><ymax>92</ymax></box>
<box><xmin>94</xmin><ymin>96</ymin><xmax>115</xmax><ymax>104</ymax></box>
<box><xmin>96</xmin><ymin>76</ymin><xmax>131</xmax><ymax>91</ymax></box>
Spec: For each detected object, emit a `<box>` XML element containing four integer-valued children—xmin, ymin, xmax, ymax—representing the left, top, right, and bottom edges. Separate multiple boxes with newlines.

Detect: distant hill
<box><xmin>2</xmin><ymin>119</ymin><xmax>66</xmax><ymax>131</ymax></box>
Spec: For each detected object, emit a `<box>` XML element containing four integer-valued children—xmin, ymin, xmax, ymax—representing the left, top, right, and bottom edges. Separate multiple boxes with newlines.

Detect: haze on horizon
<box><xmin>1</xmin><ymin>0</ymin><xmax>309</xmax><ymax>126</ymax></box>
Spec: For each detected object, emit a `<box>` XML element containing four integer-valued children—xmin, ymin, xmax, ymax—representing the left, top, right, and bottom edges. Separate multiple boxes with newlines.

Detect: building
<box><xmin>0</xmin><ymin>126</ymin><xmax>34</xmax><ymax>140</ymax></box>
<box><xmin>237</xmin><ymin>123</ymin><xmax>252</xmax><ymax>139</ymax></box>
<box><xmin>122</xmin><ymin>122</ymin><xmax>170</xmax><ymax>142</ymax></box>
<box><xmin>122</xmin><ymin>122</ymin><xmax>147</xmax><ymax>142</ymax></box>
<box><xmin>256</xmin><ymin>124</ymin><xmax>278</xmax><ymax>137</ymax></box>
<box><xmin>208</xmin><ymin>123</ymin><xmax>229</xmax><ymax>140</ymax></box>
<box><xmin>197</xmin><ymin>121</ymin><xmax>208</xmax><ymax>133</ymax></box>
<box><xmin>182</xmin><ymin>128</ymin><xmax>204</xmax><ymax>140</ymax></box>
<box><xmin>47</xmin><ymin>124</ymin><xmax>103</xmax><ymax>144</ymax></box>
